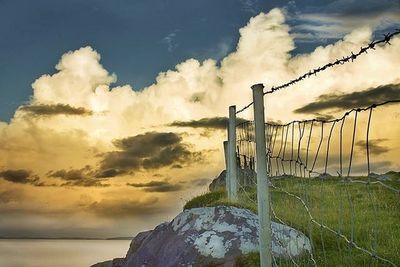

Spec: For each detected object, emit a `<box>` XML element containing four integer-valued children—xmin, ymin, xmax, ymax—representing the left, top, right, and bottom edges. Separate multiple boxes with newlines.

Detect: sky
<box><xmin>0</xmin><ymin>0</ymin><xmax>399</xmax><ymax>238</ymax></box>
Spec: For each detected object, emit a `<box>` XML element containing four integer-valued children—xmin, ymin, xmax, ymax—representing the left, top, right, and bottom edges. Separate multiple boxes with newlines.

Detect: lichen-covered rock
<box><xmin>123</xmin><ymin>206</ymin><xmax>311</xmax><ymax>267</ymax></box>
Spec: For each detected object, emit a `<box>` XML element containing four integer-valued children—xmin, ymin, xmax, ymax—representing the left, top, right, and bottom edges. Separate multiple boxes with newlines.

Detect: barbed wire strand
<box><xmin>235</xmin><ymin>99</ymin><xmax>400</xmax><ymax>265</ymax></box>
<box><xmin>235</xmin><ymin>29</ymin><xmax>400</xmax><ymax>114</ymax></box>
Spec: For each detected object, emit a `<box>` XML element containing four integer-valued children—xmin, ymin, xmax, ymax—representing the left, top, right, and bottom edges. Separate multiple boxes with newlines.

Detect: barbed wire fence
<box><xmin>225</xmin><ymin>30</ymin><xmax>400</xmax><ymax>267</ymax></box>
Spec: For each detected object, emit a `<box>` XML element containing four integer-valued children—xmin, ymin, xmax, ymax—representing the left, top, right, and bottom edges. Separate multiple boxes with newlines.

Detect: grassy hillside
<box><xmin>184</xmin><ymin>175</ymin><xmax>400</xmax><ymax>267</ymax></box>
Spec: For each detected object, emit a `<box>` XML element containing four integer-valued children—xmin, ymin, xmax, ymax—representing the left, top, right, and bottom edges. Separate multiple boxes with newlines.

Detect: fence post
<box><xmin>228</xmin><ymin>105</ymin><xmax>238</xmax><ymax>201</ymax></box>
<box><xmin>223</xmin><ymin>140</ymin><xmax>230</xmax><ymax>195</ymax></box>
<box><xmin>251</xmin><ymin>83</ymin><xmax>272</xmax><ymax>267</ymax></box>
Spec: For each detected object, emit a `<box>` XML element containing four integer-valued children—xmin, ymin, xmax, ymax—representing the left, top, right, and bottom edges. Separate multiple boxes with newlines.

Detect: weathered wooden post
<box><xmin>251</xmin><ymin>83</ymin><xmax>272</xmax><ymax>267</ymax></box>
<box><xmin>223</xmin><ymin>140</ymin><xmax>229</xmax><ymax>195</ymax></box>
<box><xmin>228</xmin><ymin>105</ymin><xmax>238</xmax><ymax>201</ymax></box>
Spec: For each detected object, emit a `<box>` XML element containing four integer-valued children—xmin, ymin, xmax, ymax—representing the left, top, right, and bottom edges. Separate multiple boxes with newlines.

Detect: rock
<box><xmin>91</xmin><ymin>260</ymin><xmax>112</xmax><ymax>267</ymax></box>
<box><xmin>91</xmin><ymin>258</ymin><xmax>125</xmax><ymax>267</ymax></box>
<box><xmin>209</xmin><ymin>169</ymin><xmax>256</xmax><ymax>191</ymax></box>
<box><xmin>318</xmin><ymin>173</ymin><xmax>332</xmax><ymax>179</ymax></box>
<box><xmin>126</xmin><ymin>230</ymin><xmax>153</xmax><ymax>256</ymax></box>
<box><xmin>369</xmin><ymin>171</ymin><xmax>400</xmax><ymax>181</ymax></box>
<box><xmin>384</xmin><ymin>171</ymin><xmax>400</xmax><ymax>181</ymax></box>
<box><xmin>123</xmin><ymin>206</ymin><xmax>311</xmax><ymax>267</ymax></box>
<box><xmin>368</xmin><ymin>172</ymin><xmax>379</xmax><ymax>179</ymax></box>
<box><xmin>209</xmin><ymin>170</ymin><xmax>226</xmax><ymax>191</ymax></box>
<box><xmin>377</xmin><ymin>175</ymin><xmax>391</xmax><ymax>181</ymax></box>
<box><xmin>111</xmin><ymin>258</ymin><xmax>125</xmax><ymax>267</ymax></box>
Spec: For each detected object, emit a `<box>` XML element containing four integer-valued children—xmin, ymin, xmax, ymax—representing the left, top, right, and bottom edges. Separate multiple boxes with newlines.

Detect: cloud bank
<box><xmin>0</xmin><ymin>8</ymin><xmax>399</xmax><ymax>237</ymax></box>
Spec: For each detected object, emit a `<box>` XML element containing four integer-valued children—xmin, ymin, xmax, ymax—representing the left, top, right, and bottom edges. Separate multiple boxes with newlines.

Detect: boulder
<box><xmin>209</xmin><ymin>169</ymin><xmax>256</xmax><ymax>191</ymax></box>
<box><xmin>369</xmin><ymin>171</ymin><xmax>400</xmax><ymax>181</ymax></box>
<box><xmin>122</xmin><ymin>206</ymin><xmax>311</xmax><ymax>267</ymax></box>
<box><xmin>126</xmin><ymin>230</ymin><xmax>153</xmax><ymax>256</ymax></box>
<box><xmin>91</xmin><ymin>258</ymin><xmax>124</xmax><ymax>267</ymax></box>
<box><xmin>91</xmin><ymin>260</ymin><xmax>112</xmax><ymax>267</ymax></box>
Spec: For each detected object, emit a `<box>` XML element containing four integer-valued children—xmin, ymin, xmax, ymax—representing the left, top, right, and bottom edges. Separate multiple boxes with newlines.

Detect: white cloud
<box><xmin>162</xmin><ymin>32</ymin><xmax>178</xmax><ymax>52</ymax></box>
<box><xmin>3</xmin><ymin>8</ymin><xmax>400</xmax><ymax>175</ymax></box>
<box><xmin>1</xmin><ymin>8</ymin><xmax>400</xmax><ymax>236</ymax></box>
<box><xmin>289</xmin><ymin>0</ymin><xmax>400</xmax><ymax>42</ymax></box>
<box><xmin>240</xmin><ymin>0</ymin><xmax>259</xmax><ymax>14</ymax></box>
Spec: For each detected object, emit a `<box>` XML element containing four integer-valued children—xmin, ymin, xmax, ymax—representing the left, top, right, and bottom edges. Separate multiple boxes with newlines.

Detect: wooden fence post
<box><xmin>252</xmin><ymin>84</ymin><xmax>272</xmax><ymax>267</ymax></box>
<box><xmin>228</xmin><ymin>105</ymin><xmax>238</xmax><ymax>201</ymax></box>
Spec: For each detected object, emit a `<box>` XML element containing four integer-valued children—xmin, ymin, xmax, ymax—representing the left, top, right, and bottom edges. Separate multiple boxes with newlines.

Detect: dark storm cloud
<box><xmin>171</xmin><ymin>164</ymin><xmax>183</xmax><ymax>169</ymax></box>
<box><xmin>113</xmin><ymin>132</ymin><xmax>181</xmax><ymax>157</ymax></box>
<box><xmin>0</xmin><ymin>169</ymin><xmax>42</xmax><ymax>185</ymax></box>
<box><xmin>356</xmin><ymin>139</ymin><xmax>390</xmax><ymax>155</ymax></box>
<box><xmin>95</xmin><ymin>168</ymin><xmax>125</xmax><ymax>178</ymax></box>
<box><xmin>190</xmin><ymin>178</ymin><xmax>210</xmax><ymax>187</ymax></box>
<box><xmin>0</xmin><ymin>169</ymin><xmax>31</xmax><ymax>183</ymax></box>
<box><xmin>314</xmin><ymin>114</ymin><xmax>335</xmax><ymax>121</ymax></box>
<box><xmin>127</xmin><ymin>180</ymin><xmax>183</xmax><ymax>192</ymax></box>
<box><xmin>49</xmin><ymin>169</ymin><xmax>86</xmax><ymax>181</ymax></box>
<box><xmin>48</xmin><ymin>167</ymin><xmax>109</xmax><ymax>187</ymax></box>
<box><xmin>89</xmin><ymin>197</ymin><xmax>164</xmax><ymax>217</ymax></box>
<box><xmin>19</xmin><ymin>104</ymin><xmax>93</xmax><ymax>117</ymax></box>
<box><xmin>127</xmin><ymin>177</ymin><xmax>210</xmax><ymax>192</ymax></box>
<box><xmin>326</xmin><ymin>0</ymin><xmax>399</xmax><ymax>17</ymax></box>
<box><xmin>294</xmin><ymin>84</ymin><xmax>400</xmax><ymax>114</ymax></box>
<box><xmin>98</xmin><ymin>132</ymin><xmax>201</xmax><ymax>177</ymax></box>
<box><xmin>348</xmin><ymin>160</ymin><xmax>393</xmax><ymax>174</ymax></box>
<box><xmin>60</xmin><ymin>179</ymin><xmax>109</xmax><ymax>187</ymax></box>
<box><xmin>289</xmin><ymin>0</ymin><xmax>400</xmax><ymax>43</ymax></box>
<box><xmin>0</xmin><ymin>189</ymin><xmax>24</xmax><ymax>204</ymax></box>
<box><xmin>142</xmin><ymin>145</ymin><xmax>192</xmax><ymax>169</ymax></box>
<box><xmin>169</xmin><ymin>117</ymin><xmax>248</xmax><ymax>130</ymax></box>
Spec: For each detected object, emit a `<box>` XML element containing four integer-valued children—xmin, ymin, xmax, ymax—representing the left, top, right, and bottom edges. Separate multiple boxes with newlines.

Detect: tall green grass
<box><xmin>184</xmin><ymin>176</ymin><xmax>400</xmax><ymax>267</ymax></box>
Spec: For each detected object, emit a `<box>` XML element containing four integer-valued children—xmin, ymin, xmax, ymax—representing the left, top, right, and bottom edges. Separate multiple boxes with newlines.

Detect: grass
<box><xmin>184</xmin><ymin>175</ymin><xmax>400</xmax><ymax>267</ymax></box>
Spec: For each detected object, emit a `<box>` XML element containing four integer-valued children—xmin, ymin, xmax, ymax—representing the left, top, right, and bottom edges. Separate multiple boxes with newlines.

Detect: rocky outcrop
<box><xmin>209</xmin><ymin>169</ymin><xmax>256</xmax><ymax>191</ymax></box>
<box><xmin>98</xmin><ymin>206</ymin><xmax>311</xmax><ymax>267</ymax></box>
<box><xmin>369</xmin><ymin>171</ymin><xmax>400</xmax><ymax>181</ymax></box>
<box><xmin>91</xmin><ymin>258</ymin><xmax>125</xmax><ymax>267</ymax></box>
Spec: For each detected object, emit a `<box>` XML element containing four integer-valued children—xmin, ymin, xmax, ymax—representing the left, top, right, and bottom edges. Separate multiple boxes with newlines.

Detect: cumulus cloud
<box><xmin>162</xmin><ymin>32</ymin><xmax>178</xmax><ymax>52</ymax></box>
<box><xmin>240</xmin><ymin>0</ymin><xmax>260</xmax><ymax>14</ymax></box>
<box><xmin>294</xmin><ymin>83</ymin><xmax>400</xmax><ymax>114</ymax></box>
<box><xmin>0</xmin><ymin>8</ymin><xmax>400</xmax><ymax>237</ymax></box>
<box><xmin>290</xmin><ymin>0</ymin><xmax>400</xmax><ymax>42</ymax></box>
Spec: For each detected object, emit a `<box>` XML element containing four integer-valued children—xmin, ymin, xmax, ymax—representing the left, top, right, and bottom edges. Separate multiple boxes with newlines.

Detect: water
<box><xmin>0</xmin><ymin>239</ymin><xmax>131</xmax><ymax>267</ymax></box>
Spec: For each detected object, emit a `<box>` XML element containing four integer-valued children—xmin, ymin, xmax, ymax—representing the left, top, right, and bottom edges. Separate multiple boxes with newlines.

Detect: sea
<box><xmin>0</xmin><ymin>239</ymin><xmax>131</xmax><ymax>267</ymax></box>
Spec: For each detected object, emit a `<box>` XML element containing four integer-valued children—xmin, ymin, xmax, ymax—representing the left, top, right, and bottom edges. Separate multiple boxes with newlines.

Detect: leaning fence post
<box><xmin>223</xmin><ymin>140</ymin><xmax>230</xmax><ymax>195</ymax></box>
<box><xmin>251</xmin><ymin>83</ymin><xmax>272</xmax><ymax>267</ymax></box>
<box><xmin>228</xmin><ymin>105</ymin><xmax>238</xmax><ymax>201</ymax></box>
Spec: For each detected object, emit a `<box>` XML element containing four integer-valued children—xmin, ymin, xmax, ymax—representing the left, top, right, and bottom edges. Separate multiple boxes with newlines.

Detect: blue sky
<box><xmin>0</xmin><ymin>0</ymin><xmax>399</xmax><ymax>121</ymax></box>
